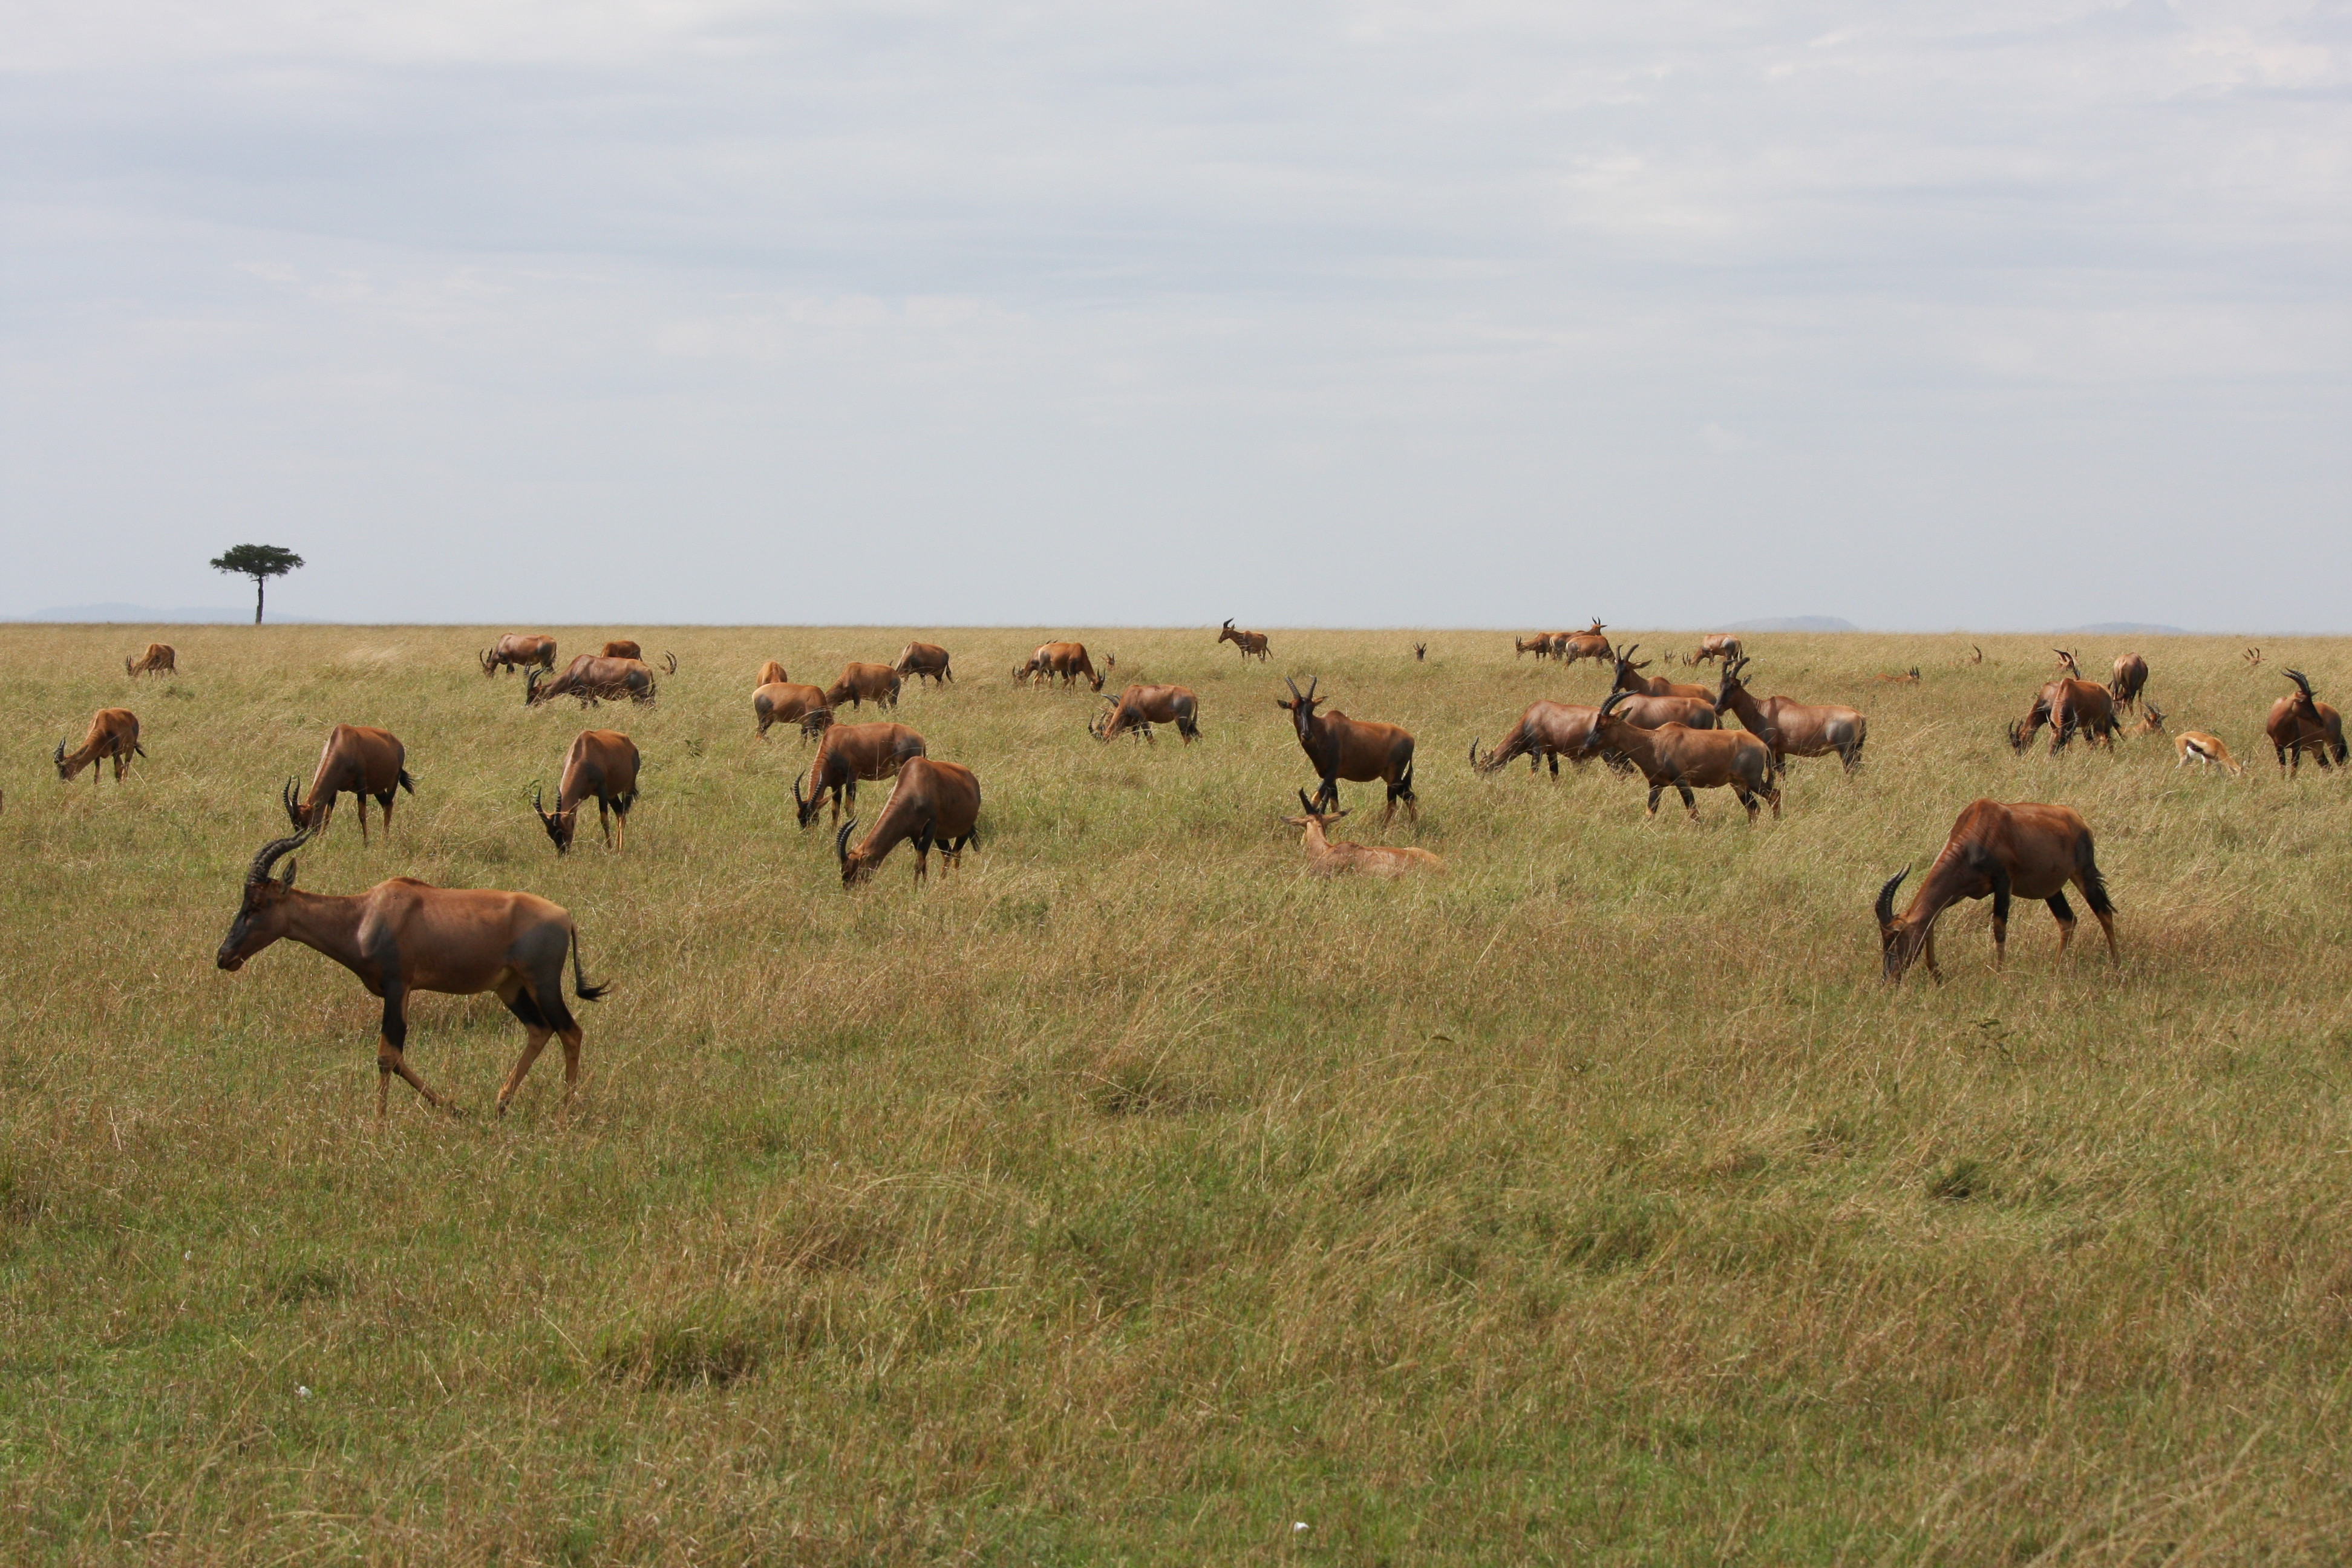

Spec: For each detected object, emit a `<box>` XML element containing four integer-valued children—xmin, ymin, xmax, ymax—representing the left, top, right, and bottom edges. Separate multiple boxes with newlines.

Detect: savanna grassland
<box><xmin>4</xmin><ymin>623</ymin><xmax>2351</xmax><ymax>1565</ymax></box>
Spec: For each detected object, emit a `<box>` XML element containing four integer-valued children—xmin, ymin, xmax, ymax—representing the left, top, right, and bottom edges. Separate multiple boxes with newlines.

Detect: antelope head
<box><xmin>835</xmin><ymin>818</ymin><xmax>875</xmax><ymax>886</ymax></box>
<box><xmin>792</xmin><ymin>773</ymin><xmax>823</xmax><ymax>830</ymax></box>
<box><xmin>533</xmin><ymin>784</ymin><xmax>578</xmax><ymax>854</ymax></box>
<box><xmin>1875</xmin><ymin>867</ymin><xmax>1926</xmax><ymax>982</ymax></box>
<box><xmin>2053</xmin><ymin>648</ymin><xmax>2080</xmax><ymax>676</ymax></box>
<box><xmin>1280</xmin><ymin>788</ymin><xmax>1346</xmax><ymax>848</ymax></box>
<box><xmin>2244</xmin><ymin>645</ymin><xmax>2262</xmax><ymax>667</ymax></box>
<box><xmin>281</xmin><ymin>777</ymin><xmax>313</xmax><ymax>832</ymax></box>
<box><xmin>1276</xmin><ymin>676</ymin><xmax>1325</xmax><ymax>743</ymax></box>
<box><xmin>52</xmin><ymin>738</ymin><xmax>68</xmax><ymax>778</ymax></box>
<box><xmin>1413</xmin><ymin>642</ymin><xmax>1426</xmax><ymax>661</ymax></box>
<box><xmin>524</xmin><ymin>668</ymin><xmax>545</xmax><ymax>707</ymax></box>
<box><xmin>217</xmin><ymin>829</ymin><xmax>310</xmax><ymax>971</ymax></box>
<box><xmin>2283</xmin><ymin>668</ymin><xmax>2319</xmax><ymax>711</ymax></box>
<box><xmin>1220</xmin><ymin>618</ymin><xmax>1236</xmax><ymax>642</ymax></box>
<box><xmin>1578</xmin><ymin>690</ymin><xmax>1633</xmax><ymax>759</ymax></box>
<box><xmin>480</xmin><ymin>648</ymin><xmax>499</xmax><ymax>676</ymax></box>
<box><xmin>1609</xmin><ymin>644</ymin><xmax>1650</xmax><ymax>693</ymax></box>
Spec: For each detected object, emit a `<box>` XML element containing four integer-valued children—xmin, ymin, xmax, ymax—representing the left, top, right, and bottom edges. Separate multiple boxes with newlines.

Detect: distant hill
<box><xmin>2056</xmin><ymin>622</ymin><xmax>2192</xmax><ymax>636</ymax></box>
<box><xmin>4</xmin><ymin>603</ymin><xmax>320</xmax><ymax>624</ymax></box>
<box><xmin>1727</xmin><ymin>616</ymin><xmax>1860</xmax><ymax>633</ymax></box>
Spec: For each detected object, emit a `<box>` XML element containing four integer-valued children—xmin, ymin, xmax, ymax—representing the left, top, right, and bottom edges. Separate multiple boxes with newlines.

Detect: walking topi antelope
<box><xmin>1469</xmin><ymin>702</ymin><xmax>1609</xmax><ymax>779</ymax></box>
<box><xmin>285</xmin><ymin>725</ymin><xmax>414</xmax><ymax>844</ymax></box>
<box><xmin>1876</xmin><ymin>800</ymin><xmax>2117</xmax><ymax>982</ymax></box>
<box><xmin>215</xmin><ymin>830</ymin><xmax>609</xmax><ymax>1117</ymax></box>
<box><xmin>1278</xmin><ymin>677</ymin><xmax>1417</xmax><ymax>823</ymax></box>
<box><xmin>825</xmin><ymin>662</ymin><xmax>903</xmax><ymax>710</ymax></box>
<box><xmin>893</xmin><ymin>642</ymin><xmax>954</xmax><ymax>687</ymax></box>
<box><xmin>2267</xmin><ymin>670</ymin><xmax>2347</xmax><ymax>772</ymax></box>
<box><xmin>1281</xmin><ymin>791</ymin><xmax>1443</xmax><ymax>877</ymax></box>
<box><xmin>835</xmin><ymin>757</ymin><xmax>980</xmax><ymax>886</ymax></box>
<box><xmin>125</xmin><ymin>643</ymin><xmax>176</xmax><ymax>678</ymax></box>
<box><xmin>1609</xmin><ymin>645</ymin><xmax>1713</xmax><ymax>704</ymax></box>
<box><xmin>1556</xmin><ymin>621</ymin><xmax>1613</xmax><ymax>668</ymax></box>
<box><xmin>528</xmin><ymin>655</ymin><xmax>658</xmax><ymax>707</ymax></box>
<box><xmin>1577</xmin><ymin>690</ymin><xmax>1778</xmax><ymax>822</ymax></box>
<box><xmin>1091</xmin><ymin>685</ymin><xmax>1201</xmax><ymax>744</ymax></box>
<box><xmin>56</xmin><ymin>709</ymin><xmax>144</xmax><ymax>785</ymax></box>
<box><xmin>795</xmin><ymin>721</ymin><xmax>928</xmax><ymax>828</ymax></box>
<box><xmin>754</xmin><ymin>682</ymin><xmax>832</xmax><ymax>740</ymax></box>
<box><xmin>1016</xmin><ymin>642</ymin><xmax>1107</xmax><ymax>690</ymax></box>
<box><xmin>533</xmin><ymin>730</ymin><xmax>639</xmax><ymax>854</ymax></box>
<box><xmin>1714</xmin><ymin>658</ymin><xmax>1866</xmax><ymax>773</ymax></box>
<box><xmin>1218</xmin><ymin>620</ymin><xmax>1271</xmax><ymax>661</ymax></box>
<box><xmin>481</xmin><ymin>635</ymin><xmax>558</xmax><ymax>677</ymax></box>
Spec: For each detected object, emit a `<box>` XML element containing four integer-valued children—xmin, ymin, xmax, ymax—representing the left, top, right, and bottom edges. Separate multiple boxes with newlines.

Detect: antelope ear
<box><xmin>279</xmin><ymin>859</ymin><xmax>298</xmax><ymax>889</ymax></box>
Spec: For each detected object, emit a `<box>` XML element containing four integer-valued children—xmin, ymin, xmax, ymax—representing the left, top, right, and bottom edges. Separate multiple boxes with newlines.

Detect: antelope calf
<box><xmin>1218</xmin><ymin>620</ymin><xmax>1270</xmax><ymax>661</ymax></box>
<box><xmin>1281</xmin><ymin>792</ymin><xmax>1443</xmax><ymax>877</ymax></box>
<box><xmin>482</xmin><ymin>634</ymin><xmax>558</xmax><ymax>676</ymax></box>
<box><xmin>216</xmin><ymin>831</ymin><xmax>610</xmax><ymax>1117</ymax></box>
<box><xmin>1092</xmin><ymin>685</ymin><xmax>1201</xmax><ymax>744</ymax></box>
<box><xmin>125</xmin><ymin>643</ymin><xmax>177</xmax><ymax>678</ymax></box>
<box><xmin>894</xmin><ymin>642</ymin><xmax>954</xmax><ymax>687</ymax></box>
<box><xmin>1877</xmin><ymin>800</ymin><xmax>2116</xmax><ymax>982</ymax></box>
<box><xmin>754</xmin><ymin>681</ymin><xmax>832</xmax><ymax>739</ymax></box>
<box><xmin>285</xmin><ymin>725</ymin><xmax>414</xmax><ymax>844</ymax></box>
<box><xmin>1278</xmin><ymin>676</ymin><xmax>1416</xmax><ymax>823</ymax></box>
<box><xmin>2176</xmin><ymin>731</ymin><xmax>2244</xmax><ymax>777</ymax></box>
<box><xmin>837</xmin><ymin>757</ymin><xmax>980</xmax><ymax>886</ymax></box>
<box><xmin>56</xmin><ymin>709</ymin><xmax>144</xmax><ymax>785</ymax></box>
<box><xmin>534</xmin><ymin>730</ymin><xmax>639</xmax><ymax>853</ymax></box>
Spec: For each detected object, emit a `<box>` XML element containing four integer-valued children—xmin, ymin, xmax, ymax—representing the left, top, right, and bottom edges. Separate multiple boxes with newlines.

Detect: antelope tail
<box><xmin>570</xmin><ymin>927</ymin><xmax>610</xmax><ymax>1002</ymax></box>
<box><xmin>397</xmin><ymin>769</ymin><xmax>416</xmax><ymax>795</ymax></box>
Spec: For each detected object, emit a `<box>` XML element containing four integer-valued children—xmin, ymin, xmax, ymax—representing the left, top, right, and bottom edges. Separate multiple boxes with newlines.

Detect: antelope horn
<box><xmin>662</xmin><ymin>652</ymin><xmax>677</xmax><ymax>673</ymax></box>
<box><xmin>1876</xmin><ymin>868</ymin><xmax>1908</xmax><ymax>927</ymax></box>
<box><xmin>54</xmin><ymin>739</ymin><xmax>65</xmax><ymax>766</ymax></box>
<box><xmin>282</xmin><ymin>777</ymin><xmax>308</xmax><ymax>829</ymax></box>
<box><xmin>1305</xmin><ymin>676</ymin><xmax>1317</xmax><ymax>703</ymax></box>
<box><xmin>1285</xmin><ymin>676</ymin><xmax>1302</xmax><ymax>703</ymax></box>
<box><xmin>835</xmin><ymin>818</ymin><xmax>857</xmax><ymax>869</ymax></box>
<box><xmin>532</xmin><ymin>783</ymin><xmax>554</xmax><ymax>825</ymax></box>
<box><xmin>247</xmin><ymin>829</ymin><xmax>310</xmax><ymax>885</ymax></box>
<box><xmin>2284</xmin><ymin>668</ymin><xmax>2316</xmax><ymax>700</ymax></box>
<box><xmin>1298</xmin><ymin>788</ymin><xmax>1318</xmax><ymax>815</ymax></box>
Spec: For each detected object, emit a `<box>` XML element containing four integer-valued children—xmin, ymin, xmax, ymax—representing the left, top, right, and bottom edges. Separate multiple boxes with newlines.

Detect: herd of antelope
<box><xmin>30</xmin><ymin>623</ymin><xmax>2345</xmax><ymax>1115</ymax></box>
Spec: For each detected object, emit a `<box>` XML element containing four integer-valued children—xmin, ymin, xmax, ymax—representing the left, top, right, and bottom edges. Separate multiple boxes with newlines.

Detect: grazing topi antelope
<box><xmin>56</xmin><ymin>709</ymin><xmax>144</xmax><ymax>785</ymax></box>
<box><xmin>1091</xmin><ymin>685</ymin><xmax>1201</xmax><ymax>744</ymax></box>
<box><xmin>893</xmin><ymin>642</ymin><xmax>955</xmax><ymax>687</ymax></box>
<box><xmin>284</xmin><ymin>725</ymin><xmax>413</xmax><ymax>844</ymax></box>
<box><xmin>216</xmin><ymin>830</ymin><xmax>610</xmax><ymax>1117</ymax></box>
<box><xmin>1689</xmin><ymin>633</ymin><xmax>1743</xmax><ymax>666</ymax></box>
<box><xmin>1469</xmin><ymin>702</ymin><xmax>1609</xmax><ymax>779</ymax></box>
<box><xmin>795</xmin><ymin>721</ymin><xmax>927</xmax><ymax>828</ymax></box>
<box><xmin>481</xmin><ymin>635</ymin><xmax>558</xmax><ymax>677</ymax></box>
<box><xmin>1876</xmin><ymin>800</ymin><xmax>2117</xmax><ymax>982</ymax></box>
<box><xmin>125</xmin><ymin>643</ymin><xmax>177</xmax><ymax>678</ymax></box>
<box><xmin>825</xmin><ymin>662</ymin><xmax>903</xmax><ymax>710</ymax></box>
<box><xmin>754</xmin><ymin>682</ymin><xmax>832</xmax><ymax>740</ymax></box>
<box><xmin>836</xmin><ymin>757</ymin><xmax>981</xmax><ymax>886</ymax></box>
<box><xmin>534</xmin><ymin>730</ymin><xmax>639</xmax><ymax>854</ymax></box>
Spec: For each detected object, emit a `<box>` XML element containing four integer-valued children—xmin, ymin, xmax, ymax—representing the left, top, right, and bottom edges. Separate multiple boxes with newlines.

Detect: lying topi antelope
<box><xmin>481</xmin><ymin>634</ymin><xmax>557</xmax><ymax>677</ymax></box>
<box><xmin>1091</xmin><ymin>684</ymin><xmax>1201</xmax><ymax>743</ymax></box>
<box><xmin>1218</xmin><ymin>620</ymin><xmax>1270</xmax><ymax>661</ymax></box>
<box><xmin>1876</xmin><ymin>800</ymin><xmax>2117</xmax><ymax>982</ymax></box>
<box><xmin>1278</xmin><ymin>676</ymin><xmax>1416</xmax><ymax>823</ymax></box>
<box><xmin>1714</xmin><ymin>658</ymin><xmax>1866</xmax><ymax>773</ymax></box>
<box><xmin>1281</xmin><ymin>791</ymin><xmax>1443</xmax><ymax>877</ymax></box>
<box><xmin>893</xmin><ymin>642</ymin><xmax>954</xmax><ymax>687</ymax></box>
<box><xmin>56</xmin><ymin>708</ymin><xmax>144</xmax><ymax>785</ymax></box>
<box><xmin>125</xmin><ymin>643</ymin><xmax>177</xmax><ymax>678</ymax></box>
<box><xmin>795</xmin><ymin>721</ymin><xmax>927</xmax><ymax>828</ymax></box>
<box><xmin>534</xmin><ymin>730</ymin><xmax>639</xmax><ymax>854</ymax></box>
<box><xmin>528</xmin><ymin>655</ymin><xmax>658</xmax><ymax>707</ymax></box>
<box><xmin>1577</xmin><ymin>689</ymin><xmax>1777</xmax><ymax>822</ymax></box>
<box><xmin>836</xmin><ymin>757</ymin><xmax>980</xmax><ymax>886</ymax></box>
<box><xmin>284</xmin><ymin>725</ymin><xmax>413</xmax><ymax>844</ymax></box>
<box><xmin>216</xmin><ymin>830</ymin><xmax>609</xmax><ymax>1117</ymax></box>
<box><xmin>2175</xmin><ymin>728</ymin><xmax>2244</xmax><ymax>777</ymax></box>
<box><xmin>754</xmin><ymin>681</ymin><xmax>832</xmax><ymax>740</ymax></box>
<box><xmin>825</xmin><ymin>662</ymin><xmax>903</xmax><ymax>710</ymax></box>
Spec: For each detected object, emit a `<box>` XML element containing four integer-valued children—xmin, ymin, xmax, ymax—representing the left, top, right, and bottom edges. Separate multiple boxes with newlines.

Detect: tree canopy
<box><xmin>209</xmin><ymin>544</ymin><xmax>305</xmax><ymax>625</ymax></box>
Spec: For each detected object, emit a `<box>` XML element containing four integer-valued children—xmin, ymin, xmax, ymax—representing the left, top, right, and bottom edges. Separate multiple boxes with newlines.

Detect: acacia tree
<box><xmin>209</xmin><ymin>544</ymin><xmax>305</xmax><ymax>625</ymax></box>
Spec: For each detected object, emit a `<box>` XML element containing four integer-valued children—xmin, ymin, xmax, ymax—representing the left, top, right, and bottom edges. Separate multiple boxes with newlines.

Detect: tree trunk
<box><xmin>255</xmin><ymin>577</ymin><xmax>264</xmax><ymax>626</ymax></box>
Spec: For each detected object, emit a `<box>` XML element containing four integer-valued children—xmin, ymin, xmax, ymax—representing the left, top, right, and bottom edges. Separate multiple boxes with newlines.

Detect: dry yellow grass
<box><xmin>2</xmin><ymin>624</ymin><xmax>2350</xmax><ymax>1563</ymax></box>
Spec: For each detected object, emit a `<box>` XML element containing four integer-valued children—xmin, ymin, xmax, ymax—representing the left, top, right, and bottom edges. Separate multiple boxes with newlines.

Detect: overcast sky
<box><xmin>2</xmin><ymin>0</ymin><xmax>2345</xmax><ymax>629</ymax></box>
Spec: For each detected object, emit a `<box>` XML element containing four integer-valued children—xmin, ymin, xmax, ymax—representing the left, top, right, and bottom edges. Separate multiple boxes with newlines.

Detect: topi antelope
<box><xmin>1578</xmin><ymin>690</ymin><xmax>1777</xmax><ymax>822</ymax></box>
<box><xmin>1714</xmin><ymin>658</ymin><xmax>1866</xmax><ymax>773</ymax></box>
<box><xmin>1018</xmin><ymin>642</ymin><xmax>1106</xmax><ymax>691</ymax></box>
<box><xmin>1469</xmin><ymin>702</ymin><xmax>1610</xmax><ymax>779</ymax></box>
<box><xmin>1876</xmin><ymin>800</ymin><xmax>2116</xmax><ymax>982</ymax></box>
<box><xmin>2109</xmin><ymin>652</ymin><xmax>2149</xmax><ymax>713</ymax></box>
<box><xmin>215</xmin><ymin>830</ymin><xmax>609</xmax><ymax>1117</ymax></box>
<box><xmin>756</xmin><ymin>660</ymin><xmax>789</xmax><ymax>687</ymax></box>
<box><xmin>56</xmin><ymin>709</ymin><xmax>144</xmax><ymax>785</ymax></box>
<box><xmin>1091</xmin><ymin>684</ymin><xmax>1201</xmax><ymax>744</ymax></box>
<box><xmin>795</xmin><ymin>721</ymin><xmax>927</xmax><ymax>828</ymax></box>
<box><xmin>2010</xmin><ymin>671</ymin><xmax>2118</xmax><ymax>754</ymax></box>
<box><xmin>1689</xmin><ymin>633</ymin><xmax>1743</xmax><ymax>667</ymax></box>
<box><xmin>1607</xmin><ymin>692</ymin><xmax>1719</xmax><ymax>733</ymax></box>
<box><xmin>825</xmin><ymin>662</ymin><xmax>903</xmax><ymax>710</ymax></box>
<box><xmin>836</xmin><ymin>757</ymin><xmax>980</xmax><ymax>886</ymax></box>
<box><xmin>285</xmin><ymin>724</ymin><xmax>414</xmax><ymax>844</ymax></box>
<box><xmin>1278</xmin><ymin>676</ymin><xmax>1417</xmax><ymax>823</ymax></box>
<box><xmin>754</xmin><ymin>682</ymin><xmax>832</xmax><ymax>740</ymax></box>
<box><xmin>534</xmin><ymin>730</ymin><xmax>639</xmax><ymax>854</ymax></box>
<box><xmin>1609</xmin><ymin>645</ymin><xmax>1713</xmax><ymax>703</ymax></box>
<box><xmin>529</xmin><ymin>656</ymin><xmax>658</xmax><ymax>707</ymax></box>
<box><xmin>893</xmin><ymin>642</ymin><xmax>954</xmax><ymax>687</ymax></box>
<box><xmin>1514</xmin><ymin>635</ymin><xmax>1556</xmax><ymax>659</ymax></box>
<box><xmin>2244</xmin><ymin>646</ymin><xmax>2263</xmax><ymax>668</ymax></box>
<box><xmin>1967</xmin><ymin>645</ymin><xmax>1984</xmax><ymax>665</ymax></box>
<box><xmin>2176</xmin><ymin>730</ymin><xmax>2243</xmax><ymax>777</ymax></box>
<box><xmin>1557</xmin><ymin>621</ymin><xmax>1613</xmax><ymax>668</ymax></box>
<box><xmin>2267</xmin><ymin>670</ymin><xmax>2347</xmax><ymax>773</ymax></box>
<box><xmin>1218</xmin><ymin>620</ymin><xmax>1271</xmax><ymax>661</ymax></box>
<box><xmin>125</xmin><ymin>643</ymin><xmax>176</xmax><ymax>678</ymax></box>
<box><xmin>595</xmin><ymin>641</ymin><xmax>674</xmax><ymax>672</ymax></box>
<box><xmin>1281</xmin><ymin>791</ymin><xmax>1443</xmax><ymax>877</ymax></box>
<box><xmin>1875</xmin><ymin>668</ymin><xmax>1922</xmax><ymax>684</ymax></box>
<box><xmin>481</xmin><ymin>635</ymin><xmax>558</xmax><ymax>677</ymax></box>
<box><xmin>1413</xmin><ymin>642</ymin><xmax>1426</xmax><ymax>662</ymax></box>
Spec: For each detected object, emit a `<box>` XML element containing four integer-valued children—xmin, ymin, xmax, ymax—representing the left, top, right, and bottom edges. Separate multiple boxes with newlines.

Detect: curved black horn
<box><xmin>532</xmin><ymin>783</ymin><xmax>554</xmax><ymax>824</ymax></box>
<box><xmin>2284</xmin><ymin>668</ymin><xmax>2316</xmax><ymax>701</ymax></box>
<box><xmin>282</xmin><ymin>777</ymin><xmax>307</xmax><ymax>830</ymax></box>
<box><xmin>1876</xmin><ymin>868</ymin><xmax>1908</xmax><ymax>927</ymax></box>
<box><xmin>1297</xmin><ymin>788</ymin><xmax>1318</xmax><ymax>815</ymax></box>
<box><xmin>247</xmin><ymin>829</ymin><xmax>310</xmax><ymax>886</ymax></box>
<box><xmin>54</xmin><ymin>738</ymin><xmax>66</xmax><ymax>766</ymax></box>
<box><xmin>1223</xmin><ymin>618</ymin><xmax>1234</xmax><ymax>632</ymax></box>
<box><xmin>1284</xmin><ymin>676</ymin><xmax>1302</xmax><ymax>704</ymax></box>
<box><xmin>662</xmin><ymin>651</ymin><xmax>677</xmax><ymax>674</ymax></box>
<box><xmin>1598</xmin><ymin>690</ymin><xmax>1629</xmax><ymax>721</ymax></box>
<box><xmin>834</xmin><ymin>818</ymin><xmax>857</xmax><ymax>869</ymax></box>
